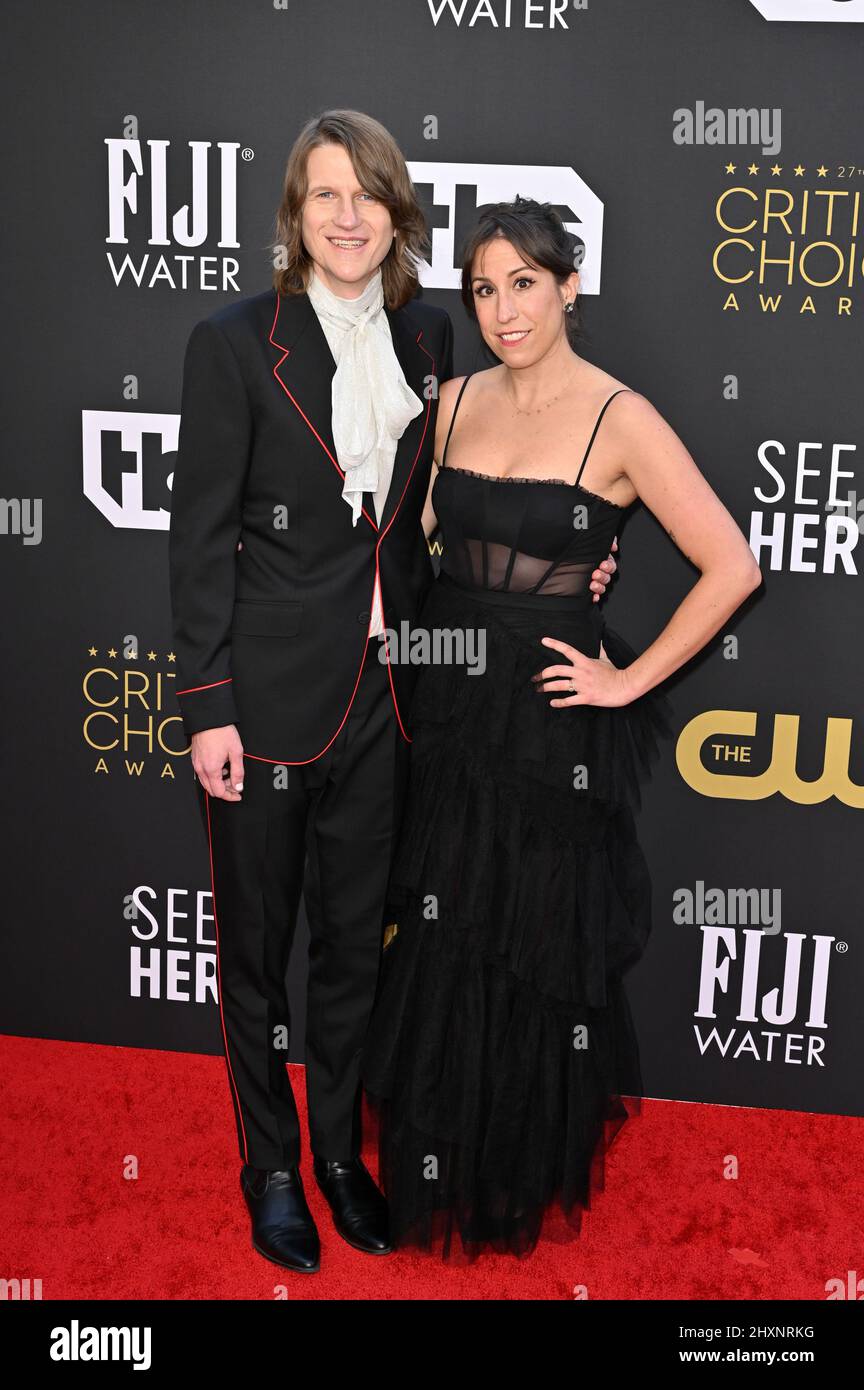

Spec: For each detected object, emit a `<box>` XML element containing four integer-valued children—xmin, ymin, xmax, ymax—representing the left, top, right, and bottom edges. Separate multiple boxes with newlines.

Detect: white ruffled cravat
<box><xmin>306</xmin><ymin>264</ymin><xmax>423</xmax><ymax>527</ymax></box>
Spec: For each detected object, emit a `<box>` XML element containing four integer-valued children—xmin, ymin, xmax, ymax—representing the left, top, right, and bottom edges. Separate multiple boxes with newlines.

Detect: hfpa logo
<box><xmin>405</xmin><ymin>161</ymin><xmax>604</xmax><ymax>293</ymax></box>
<box><xmin>82</xmin><ymin>411</ymin><xmax>175</xmax><ymax>530</ymax></box>
<box><xmin>748</xmin><ymin>0</ymin><xmax>864</xmax><ymax>20</ymax></box>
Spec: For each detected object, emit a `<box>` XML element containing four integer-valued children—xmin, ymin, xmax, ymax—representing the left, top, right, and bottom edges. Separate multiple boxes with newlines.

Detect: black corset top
<box><xmin>433</xmin><ymin>376</ymin><xmax>632</xmax><ymax>597</ymax></box>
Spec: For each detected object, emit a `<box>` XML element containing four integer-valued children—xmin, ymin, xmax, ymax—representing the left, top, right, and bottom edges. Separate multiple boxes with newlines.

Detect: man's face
<box><xmin>301</xmin><ymin>142</ymin><xmax>395</xmax><ymax>299</ymax></box>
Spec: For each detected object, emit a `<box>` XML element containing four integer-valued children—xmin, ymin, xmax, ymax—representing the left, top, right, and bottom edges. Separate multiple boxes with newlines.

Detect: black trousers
<box><xmin>197</xmin><ymin>644</ymin><xmax>409</xmax><ymax>1169</ymax></box>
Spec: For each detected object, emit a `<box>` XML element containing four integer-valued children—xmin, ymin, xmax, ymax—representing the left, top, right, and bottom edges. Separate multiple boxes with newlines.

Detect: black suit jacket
<box><xmin>168</xmin><ymin>286</ymin><xmax>453</xmax><ymax>762</ymax></box>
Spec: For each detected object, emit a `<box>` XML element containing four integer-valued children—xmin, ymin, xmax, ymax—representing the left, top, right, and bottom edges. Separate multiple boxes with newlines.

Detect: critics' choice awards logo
<box><xmin>127</xmin><ymin>886</ymin><xmax>216</xmax><ymax>1003</ymax></box>
<box><xmin>748</xmin><ymin>0</ymin><xmax>864</xmax><ymax>19</ymax></box>
<box><xmin>712</xmin><ymin>162</ymin><xmax>864</xmax><ymax>316</ymax></box>
<box><xmin>83</xmin><ymin>638</ymin><xmax>188</xmax><ymax>775</ymax></box>
<box><xmin>105</xmin><ymin>136</ymin><xmax>248</xmax><ymax>290</ymax></box>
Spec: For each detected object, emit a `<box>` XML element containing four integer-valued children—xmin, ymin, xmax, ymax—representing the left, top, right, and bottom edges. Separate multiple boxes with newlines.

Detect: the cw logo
<box><xmin>82</xmin><ymin>410</ymin><xmax>176</xmax><ymax>530</ymax></box>
<box><xmin>406</xmin><ymin>161</ymin><xmax>603</xmax><ymax>293</ymax></box>
<box><xmin>748</xmin><ymin>0</ymin><xmax>864</xmax><ymax>21</ymax></box>
<box><xmin>677</xmin><ymin>711</ymin><xmax>864</xmax><ymax>807</ymax></box>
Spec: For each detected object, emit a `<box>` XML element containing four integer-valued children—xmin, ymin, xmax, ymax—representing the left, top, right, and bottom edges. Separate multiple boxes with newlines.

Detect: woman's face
<box><xmin>469</xmin><ymin>234</ymin><xmax>579</xmax><ymax>363</ymax></box>
<box><xmin>301</xmin><ymin>142</ymin><xmax>395</xmax><ymax>299</ymax></box>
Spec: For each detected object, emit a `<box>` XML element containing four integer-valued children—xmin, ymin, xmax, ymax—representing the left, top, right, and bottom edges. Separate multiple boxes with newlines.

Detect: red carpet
<box><xmin>2</xmin><ymin>1033</ymin><xmax>860</xmax><ymax>1300</ymax></box>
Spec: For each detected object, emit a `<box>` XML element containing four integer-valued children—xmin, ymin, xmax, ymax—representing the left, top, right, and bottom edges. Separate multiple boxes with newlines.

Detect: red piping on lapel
<box><xmin>242</xmin><ymin>314</ymin><xmax>434</xmax><ymax>764</ymax></box>
<box><xmin>374</xmin><ymin>330</ymin><xmax>435</xmax><ymax>745</ymax></box>
<box><xmin>268</xmin><ymin>294</ymin><xmax>378</xmax><ymax>533</ymax></box>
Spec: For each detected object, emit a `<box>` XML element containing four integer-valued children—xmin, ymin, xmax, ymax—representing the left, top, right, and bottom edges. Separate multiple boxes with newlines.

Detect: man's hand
<box><xmin>191</xmin><ymin>725</ymin><xmax>245</xmax><ymax>801</ymax></box>
<box><xmin>589</xmin><ymin>536</ymin><xmax>619</xmax><ymax>602</ymax></box>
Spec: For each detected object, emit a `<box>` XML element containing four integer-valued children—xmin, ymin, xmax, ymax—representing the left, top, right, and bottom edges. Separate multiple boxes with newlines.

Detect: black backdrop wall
<box><xmin>3</xmin><ymin>0</ymin><xmax>862</xmax><ymax>1122</ymax></box>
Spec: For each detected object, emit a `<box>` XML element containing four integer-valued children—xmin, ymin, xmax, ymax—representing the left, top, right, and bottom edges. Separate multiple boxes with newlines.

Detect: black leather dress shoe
<box><xmin>240</xmin><ymin>1165</ymin><xmax>320</xmax><ymax>1273</ymax></box>
<box><xmin>312</xmin><ymin>1156</ymin><xmax>392</xmax><ymax>1254</ymax></box>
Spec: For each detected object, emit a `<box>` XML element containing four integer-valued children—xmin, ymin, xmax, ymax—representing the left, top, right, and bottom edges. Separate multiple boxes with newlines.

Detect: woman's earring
<box><xmin>563</xmin><ymin>301</ymin><xmax>574</xmax><ymax>314</ymax></box>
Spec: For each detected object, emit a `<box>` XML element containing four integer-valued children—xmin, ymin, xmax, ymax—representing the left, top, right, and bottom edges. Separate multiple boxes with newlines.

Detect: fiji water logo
<box><xmin>694</xmin><ymin>928</ymin><xmax>841</xmax><ymax>1065</ymax></box>
<box><xmin>105</xmin><ymin>130</ymin><xmax>249</xmax><ymax>290</ymax></box>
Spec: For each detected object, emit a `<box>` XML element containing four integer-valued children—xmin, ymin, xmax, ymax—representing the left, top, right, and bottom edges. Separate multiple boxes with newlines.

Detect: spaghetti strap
<box><xmin>439</xmin><ymin>373</ymin><xmax>473</xmax><ymax>469</ymax></box>
<box><xmin>575</xmin><ymin>388</ymin><xmax>633</xmax><ymax>488</ymax></box>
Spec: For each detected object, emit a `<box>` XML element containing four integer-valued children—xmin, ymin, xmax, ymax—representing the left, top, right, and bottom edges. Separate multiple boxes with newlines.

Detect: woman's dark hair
<box><xmin>459</xmin><ymin>195</ymin><xmax>585</xmax><ymax>347</ymax></box>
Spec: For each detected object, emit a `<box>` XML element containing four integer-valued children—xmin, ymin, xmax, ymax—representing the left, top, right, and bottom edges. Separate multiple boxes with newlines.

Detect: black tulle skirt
<box><xmin>360</xmin><ymin>572</ymin><xmax>675</xmax><ymax>1260</ymax></box>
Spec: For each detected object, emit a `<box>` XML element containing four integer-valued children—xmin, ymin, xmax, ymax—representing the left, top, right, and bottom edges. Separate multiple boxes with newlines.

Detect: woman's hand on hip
<box><xmin>532</xmin><ymin>635</ymin><xmax>635</xmax><ymax>708</ymax></box>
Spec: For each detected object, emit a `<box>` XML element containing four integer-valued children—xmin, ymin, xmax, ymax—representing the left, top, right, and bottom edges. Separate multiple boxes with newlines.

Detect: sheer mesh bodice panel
<box><xmin>433</xmin><ymin>469</ymin><xmax>623</xmax><ymax>596</ymax></box>
<box><xmin>433</xmin><ymin>377</ymin><xmax>631</xmax><ymax>597</ymax></box>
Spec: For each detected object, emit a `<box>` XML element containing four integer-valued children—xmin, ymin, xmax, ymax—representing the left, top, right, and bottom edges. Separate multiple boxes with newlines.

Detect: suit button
<box><xmin>357</xmin><ymin>610</ymin><xmax>370</xmax><ymax>623</ymax></box>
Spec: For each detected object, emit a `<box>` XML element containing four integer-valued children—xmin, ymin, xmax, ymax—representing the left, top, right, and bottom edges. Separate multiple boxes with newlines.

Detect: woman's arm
<box><xmin>537</xmin><ymin>391</ymin><xmax>762</xmax><ymax>707</ymax></box>
<box><xmin>421</xmin><ymin>459</ymin><xmax>442</xmax><ymax>540</ymax></box>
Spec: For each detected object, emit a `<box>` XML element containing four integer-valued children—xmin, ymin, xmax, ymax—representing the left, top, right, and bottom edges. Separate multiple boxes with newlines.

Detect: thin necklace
<box><xmin>504</xmin><ymin>366</ymin><xmax>580</xmax><ymax>416</ymax></box>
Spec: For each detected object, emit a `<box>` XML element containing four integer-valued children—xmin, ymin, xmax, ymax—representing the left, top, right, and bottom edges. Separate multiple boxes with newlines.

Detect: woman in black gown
<box><xmin>360</xmin><ymin>196</ymin><xmax>761</xmax><ymax>1259</ymax></box>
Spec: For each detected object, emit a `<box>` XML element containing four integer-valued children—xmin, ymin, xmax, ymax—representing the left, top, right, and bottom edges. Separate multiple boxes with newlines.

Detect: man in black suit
<box><xmin>170</xmin><ymin>110</ymin><xmax>614</xmax><ymax>1273</ymax></box>
<box><xmin>169</xmin><ymin>112</ymin><xmax>456</xmax><ymax>1274</ymax></box>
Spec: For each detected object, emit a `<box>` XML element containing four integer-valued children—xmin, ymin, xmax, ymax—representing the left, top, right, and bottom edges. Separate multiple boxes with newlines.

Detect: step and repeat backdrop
<box><xmin>3</xmin><ymin>0</ymin><xmax>862</xmax><ymax>1122</ymax></box>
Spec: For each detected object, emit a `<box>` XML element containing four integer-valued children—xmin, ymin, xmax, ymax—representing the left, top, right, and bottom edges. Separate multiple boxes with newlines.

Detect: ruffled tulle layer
<box><xmin>361</xmin><ymin>579</ymin><xmax>675</xmax><ymax>1259</ymax></box>
<box><xmin>362</xmin><ymin>931</ymin><xmax>646</xmax><ymax>1261</ymax></box>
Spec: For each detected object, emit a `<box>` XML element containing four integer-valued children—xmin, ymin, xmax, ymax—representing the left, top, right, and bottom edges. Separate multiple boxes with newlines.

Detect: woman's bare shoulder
<box><xmin>438</xmin><ymin>373</ymin><xmax>469</xmax><ymax>407</ymax></box>
<box><xmin>574</xmin><ymin>359</ymin><xmax>637</xmax><ymax>401</ymax></box>
<box><xmin>440</xmin><ymin>364</ymin><xmax>502</xmax><ymax>401</ymax></box>
<box><xmin>574</xmin><ymin>363</ymin><xmax>662</xmax><ymax>432</ymax></box>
